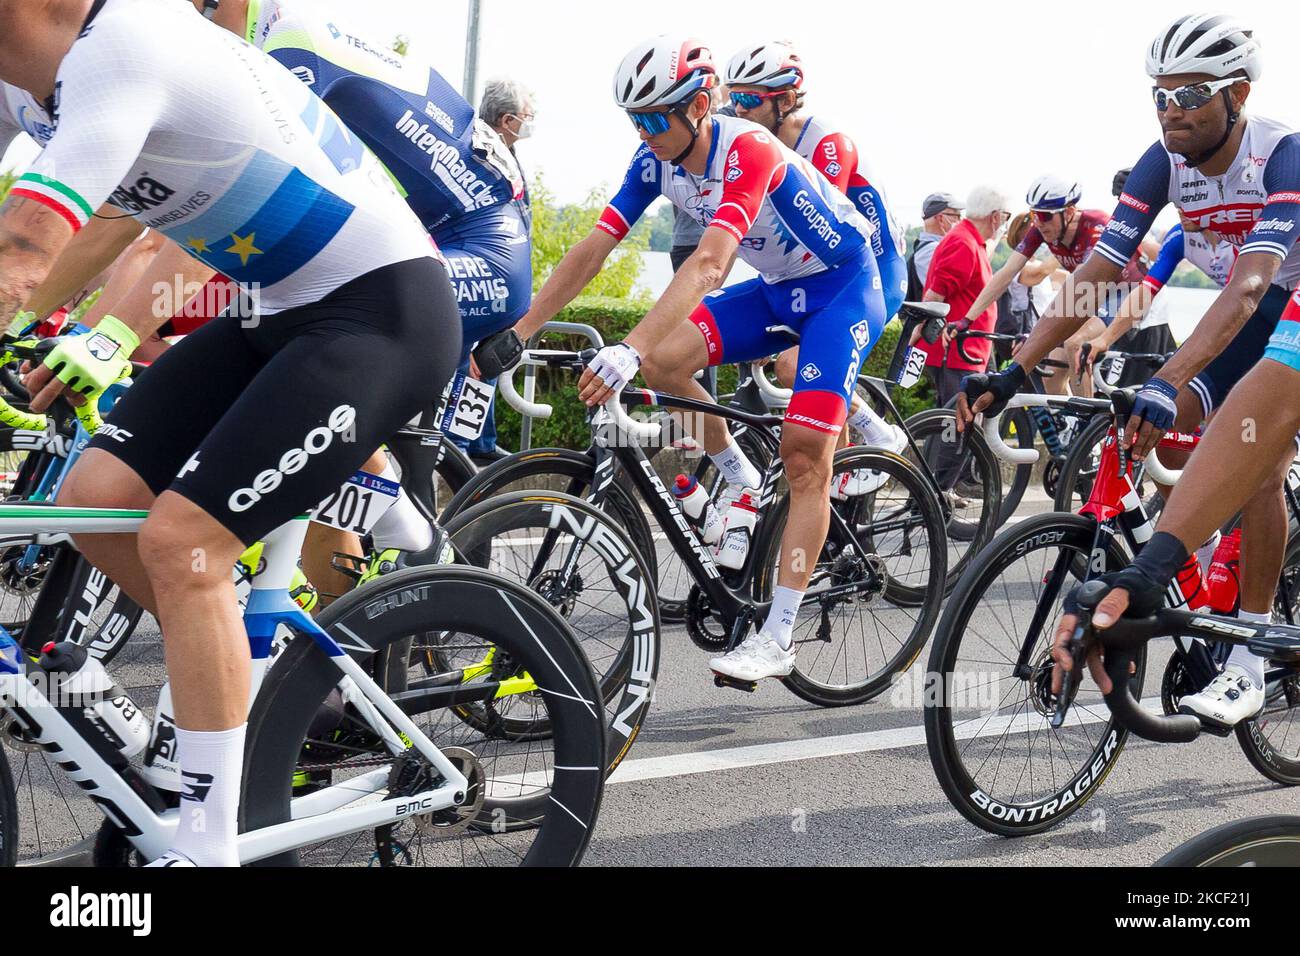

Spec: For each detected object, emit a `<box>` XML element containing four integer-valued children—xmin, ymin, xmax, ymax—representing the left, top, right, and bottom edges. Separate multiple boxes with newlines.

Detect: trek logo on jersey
<box><xmin>394</xmin><ymin>110</ymin><xmax>499</xmax><ymax>210</ymax></box>
<box><xmin>229</xmin><ymin>405</ymin><xmax>357</xmax><ymax>513</ymax></box>
<box><xmin>108</xmin><ymin>174</ymin><xmax>176</xmax><ymax>214</ymax></box>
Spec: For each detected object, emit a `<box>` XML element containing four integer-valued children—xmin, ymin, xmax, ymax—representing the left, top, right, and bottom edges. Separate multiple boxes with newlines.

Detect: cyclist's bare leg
<box><xmin>775</xmin><ymin>422</ymin><xmax>837</xmax><ymax>590</ymax></box>
<box><xmin>639</xmin><ymin>321</ymin><xmax>730</xmax><ymax>453</ymax></box>
<box><xmin>1156</xmin><ymin>360</ymin><xmax>1300</xmax><ymax>571</ymax></box>
<box><xmin>1040</xmin><ymin>347</ymin><xmax>1072</xmax><ymax>395</ymax></box>
<box><xmin>61</xmin><ymin>448</ymin><xmax>159</xmax><ymax>612</ymax></box>
<box><xmin>1237</xmin><ymin>428</ymin><xmax>1292</xmax><ymax>614</ymax></box>
<box><xmin>136</xmin><ymin>491</ymin><xmax>248</xmax><ymax>729</ymax></box>
<box><xmin>1064</xmin><ymin>316</ymin><xmax>1106</xmax><ymax>398</ymax></box>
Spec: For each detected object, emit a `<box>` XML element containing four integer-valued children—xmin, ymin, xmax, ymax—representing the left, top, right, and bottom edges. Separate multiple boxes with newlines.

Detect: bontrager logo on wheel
<box><xmin>228</xmin><ymin>405</ymin><xmax>357</xmax><ymax>513</ymax></box>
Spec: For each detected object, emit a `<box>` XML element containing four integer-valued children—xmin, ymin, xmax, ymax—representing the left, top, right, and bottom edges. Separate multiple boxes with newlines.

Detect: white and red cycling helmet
<box><xmin>724</xmin><ymin>42</ymin><xmax>804</xmax><ymax>90</ymax></box>
<box><xmin>1146</xmin><ymin>14</ymin><xmax>1261</xmax><ymax>81</ymax></box>
<box><xmin>613</xmin><ymin>36</ymin><xmax>717</xmax><ymax>110</ymax></box>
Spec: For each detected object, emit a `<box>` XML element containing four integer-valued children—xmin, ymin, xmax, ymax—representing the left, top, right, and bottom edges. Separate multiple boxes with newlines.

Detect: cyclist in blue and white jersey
<box><xmin>962</xmin><ymin>14</ymin><xmax>1300</xmax><ymax>728</ymax></box>
<box><xmin>725</xmin><ymin>42</ymin><xmax>908</xmax><ymax>469</ymax></box>
<box><xmin>0</xmin><ymin>0</ymin><xmax>460</xmax><ymax>865</ymax></box>
<box><xmin>511</xmin><ymin>36</ymin><xmax>886</xmax><ymax>683</ymax></box>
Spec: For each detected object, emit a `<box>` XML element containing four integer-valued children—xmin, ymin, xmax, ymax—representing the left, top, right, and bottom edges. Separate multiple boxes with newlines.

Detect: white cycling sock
<box><xmin>1195</xmin><ymin>530</ymin><xmax>1221</xmax><ymax>574</ymax></box>
<box><xmin>711</xmin><ymin>439</ymin><xmax>762</xmax><ymax>490</ymax></box>
<box><xmin>846</xmin><ymin>405</ymin><xmax>896</xmax><ymax>447</ymax></box>
<box><xmin>761</xmin><ymin>586</ymin><xmax>803</xmax><ymax>651</ymax></box>
<box><xmin>1230</xmin><ymin>610</ymin><xmax>1269</xmax><ymax>686</ymax></box>
<box><xmin>369</xmin><ymin>461</ymin><xmax>433</xmax><ymax>553</ymax></box>
<box><xmin>169</xmin><ymin>724</ymin><xmax>246</xmax><ymax>867</ymax></box>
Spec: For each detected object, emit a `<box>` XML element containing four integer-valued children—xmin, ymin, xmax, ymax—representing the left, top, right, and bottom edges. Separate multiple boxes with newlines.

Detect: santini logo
<box><xmin>49</xmin><ymin>886</ymin><xmax>151</xmax><ymax>936</ymax></box>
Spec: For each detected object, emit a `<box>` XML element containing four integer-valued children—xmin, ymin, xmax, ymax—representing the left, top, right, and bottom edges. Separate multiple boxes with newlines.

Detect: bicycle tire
<box><xmin>755</xmin><ymin>447</ymin><xmax>946</xmax><ymax>706</ymax></box>
<box><xmin>1156</xmin><ymin>815</ymin><xmax>1300</xmax><ymax>866</ymax></box>
<box><xmin>901</xmin><ymin>407</ymin><xmax>1000</xmax><ymax>591</ymax></box>
<box><xmin>242</xmin><ymin>566</ymin><xmax>606</xmax><ymax>867</ymax></box>
<box><xmin>440</xmin><ymin>446</ymin><xmax>660</xmax><ymax>605</ymax></box>
<box><xmin>438</xmin><ymin>491</ymin><xmax>658</xmax><ymax>777</ymax></box>
<box><xmin>0</xmin><ymin>746</ymin><xmax>15</xmax><ymax>867</ymax></box>
<box><xmin>924</xmin><ymin>512</ymin><xmax>1144</xmax><ymax>836</ymax></box>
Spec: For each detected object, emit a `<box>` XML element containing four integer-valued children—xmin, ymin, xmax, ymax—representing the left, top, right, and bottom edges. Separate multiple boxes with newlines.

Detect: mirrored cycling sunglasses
<box><xmin>1032</xmin><ymin>209</ymin><xmax>1063</xmax><ymax>222</ymax></box>
<box><xmin>1152</xmin><ymin>77</ymin><xmax>1239</xmax><ymax>112</ymax></box>
<box><xmin>627</xmin><ymin>110</ymin><xmax>674</xmax><ymax>135</ymax></box>
<box><xmin>729</xmin><ymin>90</ymin><xmax>786</xmax><ymax>110</ymax></box>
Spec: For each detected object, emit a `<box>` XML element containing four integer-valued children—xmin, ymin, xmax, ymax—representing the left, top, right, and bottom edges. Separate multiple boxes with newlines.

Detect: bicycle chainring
<box><xmin>685</xmin><ymin>585</ymin><xmax>730</xmax><ymax>651</ymax></box>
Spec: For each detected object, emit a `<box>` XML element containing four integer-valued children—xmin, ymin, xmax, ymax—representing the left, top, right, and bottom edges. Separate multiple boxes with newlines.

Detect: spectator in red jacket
<box><xmin>922</xmin><ymin>185</ymin><xmax>1014</xmax><ymax>405</ymax></box>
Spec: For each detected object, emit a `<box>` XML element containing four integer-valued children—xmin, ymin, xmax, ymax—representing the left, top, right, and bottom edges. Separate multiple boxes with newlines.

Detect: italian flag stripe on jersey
<box><xmin>11</xmin><ymin>174</ymin><xmax>94</xmax><ymax>232</ymax></box>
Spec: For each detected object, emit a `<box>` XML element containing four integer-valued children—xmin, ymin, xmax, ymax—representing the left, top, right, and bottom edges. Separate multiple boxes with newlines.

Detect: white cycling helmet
<box><xmin>613</xmin><ymin>36</ymin><xmax>717</xmax><ymax>110</ymax></box>
<box><xmin>724</xmin><ymin>42</ymin><xmax>804</xmax><ymax>90</ymax></box>
<box><xmin>1146</xmin><ymin>14</ymin><xmax>1261</xmax><ymax>81</ymax></box>
<box><xmin>1026</xmin><ymin>175</ymin><xmax>1082</xmax><ymax>212</ymax></box>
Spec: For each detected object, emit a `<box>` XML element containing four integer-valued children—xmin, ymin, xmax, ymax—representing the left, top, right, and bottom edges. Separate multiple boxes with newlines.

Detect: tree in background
<box><xmin>529</xmin><ymin>173</ymin><xmax>649</xmax><ymax>301</ymax></box>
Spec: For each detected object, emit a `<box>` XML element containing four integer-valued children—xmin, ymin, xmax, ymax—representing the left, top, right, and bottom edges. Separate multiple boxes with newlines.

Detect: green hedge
<box><xmin>495</xmin><ymin>298</ymin><xmax>936</xmax><ymax>451</ymax></box>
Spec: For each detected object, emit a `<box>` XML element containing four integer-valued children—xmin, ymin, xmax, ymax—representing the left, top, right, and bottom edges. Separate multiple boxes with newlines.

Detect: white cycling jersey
<box><xmin>0</xmin><ymin>83</ymin><xmax>55</xmax><ymax>152</ymax></box>
<box><xmin>9</xmin><ymin>0</ymin><xmax>434</xmax><ymax>314</ymax></box>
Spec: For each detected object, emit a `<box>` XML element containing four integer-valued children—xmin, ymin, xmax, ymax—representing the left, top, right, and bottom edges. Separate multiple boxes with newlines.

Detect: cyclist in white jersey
<box><xmin>0</xmin><ymin>0</ymin><xmax>460</xmax><ymax>865</ymax></box>
<box><xmin>962</xmin><ymin>14</ymin><xmax>1300</xmax><ymax>728</ymax></box>
<box><xmin>512</xmin><ymin>36</ymin><xmax>886</xmax><ymax>682</ymax></box>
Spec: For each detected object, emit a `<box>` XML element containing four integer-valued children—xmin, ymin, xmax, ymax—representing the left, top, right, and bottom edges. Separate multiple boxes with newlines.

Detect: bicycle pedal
<box><xmin>330</xmin><ymin>552</ymin><xmax>367</xmax><ymax>581</ymax></box>
<box><xmin>712</xmin><ymin>672</ymin><xmax>758</xmax><ymax>693</ymax></box>
<box><xmin>1175</xmin><ymin>707</ymin><xmax>1234</xmax><ymax>737</ymax></box>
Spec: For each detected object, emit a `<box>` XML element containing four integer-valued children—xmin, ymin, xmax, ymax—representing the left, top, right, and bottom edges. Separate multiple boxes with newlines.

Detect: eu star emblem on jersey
<box><xmin>800</xmin><ymin>363</ymin><xmax>821</xmax><ymax>382</ymax></box>
<box><xmin>85</xmin><ymin>332</ymin><xmax>120</xmax><ymax>363</ymax></box>
<box><xmin>850</xmin><ymin>319</ymin><xmax>872</xmax><ymax>350</ymax></box>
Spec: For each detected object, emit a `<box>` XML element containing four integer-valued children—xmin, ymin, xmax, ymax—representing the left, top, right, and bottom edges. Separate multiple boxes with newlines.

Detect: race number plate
<box><xmin>312</xmin><ymin>471</ymin><xmax>400</xmax><ymax>535</ymax></box>
<box><xmin>897</xmin><ymin>346</ymin><xmax>927</xmax><ymax>388</ymax></box>
<box><xmin>440</xmin><ymin>371</ymin><xmax>495</xmax><ymax>441</ymax></box>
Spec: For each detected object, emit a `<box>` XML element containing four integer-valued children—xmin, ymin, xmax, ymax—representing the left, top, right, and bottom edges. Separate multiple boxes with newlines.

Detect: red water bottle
<box><xmin>1174</xmin><ymin>552</ymin><xmax>1210</xmax><ymax>610</ymax></box>
<box><xmin>1205</xmin><ymin>528</ymin><xmax>1242</xmax><ymax>614</ymax></box>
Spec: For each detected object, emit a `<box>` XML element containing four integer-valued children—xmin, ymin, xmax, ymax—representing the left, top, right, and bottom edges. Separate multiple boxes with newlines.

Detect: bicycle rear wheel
<box><xmin>1156</xmin><ymin>815</ymin><xmax>1300</xmax><ymax>866</ymax></box>
<box><xmin>242</xmin><ymin>566</ymin><xmax>606</xmax><ymax>866</ymax></box>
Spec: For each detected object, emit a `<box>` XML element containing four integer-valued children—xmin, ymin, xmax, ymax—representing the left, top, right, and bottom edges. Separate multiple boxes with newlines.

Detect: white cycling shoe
<box><xmin>835</xmin><ymin>425</ymin><xmax>907</xmax><ymax>498</ymax></box>
<box><xmin>1177</xmin><ymin>664</ymin><xmax>1264</xmax><ymax>729</ymax></box>
<box><xmin>709</xmin><ymin>631</ymin><xmax>795</xmax><ymax>682</ymax></box>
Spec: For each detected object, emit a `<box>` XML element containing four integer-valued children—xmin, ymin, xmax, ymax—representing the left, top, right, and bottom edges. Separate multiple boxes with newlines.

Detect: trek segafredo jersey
<box><xmin>1099</xmin><ymin>116</ymin><xmax>1300</xmax><ymax>292</ymax></box>
<box><xmin>247</xmin><ymin>0</ymin><xmax>524</xmax><ymax>235</ymax></box>
<box><xmin>598</xmin><ymin>115</ymin><xmax>873</xmax><ymax>283</ymax></box>
<box><xmin>12</xmin><ymin>0</ymin><xmax>434</xmax><ymax>314</ymax></box>
<box><xmin>791</xmin><ymin>115</ymin><xmax>905</xmax><ymax>262</ymax></box>
<box><xmin>1142</xmin><ymin>223</ymin><xmax>1236</xmax><ymax>293</ymax></box>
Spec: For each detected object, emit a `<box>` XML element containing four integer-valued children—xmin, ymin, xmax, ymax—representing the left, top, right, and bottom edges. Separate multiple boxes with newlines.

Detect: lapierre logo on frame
<box><xmin>49</xmin><ymin>886</ymin><xmax>152</xmax><ymax>936</ymax></box>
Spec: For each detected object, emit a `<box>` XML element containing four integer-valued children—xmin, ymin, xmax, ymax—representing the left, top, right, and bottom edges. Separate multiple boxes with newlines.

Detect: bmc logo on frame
<box><xmin>228</xmin><ymin>405</ymin><xmax>357</xmax><ymax>513</ymax></box>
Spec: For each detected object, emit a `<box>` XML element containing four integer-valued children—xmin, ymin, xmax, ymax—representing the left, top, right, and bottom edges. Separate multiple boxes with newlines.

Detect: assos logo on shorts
<box><xmin>229</xmin><ymin>406</ymin><xmax>357</xmax><ymax>513</ymax></box>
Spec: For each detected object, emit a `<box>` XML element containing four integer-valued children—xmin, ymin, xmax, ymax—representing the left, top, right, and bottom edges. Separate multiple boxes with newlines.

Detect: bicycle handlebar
<box><xmin>1</xmin><ymin>337</ymin><xmax>108</xmax><ymax>435</ymax></box>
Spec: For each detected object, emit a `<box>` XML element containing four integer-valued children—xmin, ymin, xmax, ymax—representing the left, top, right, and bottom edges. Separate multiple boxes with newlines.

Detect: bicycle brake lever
<box><xmin>1052</xmin><ymin>616</ymin><xmax>1090</xmax><ymax>728</ymax></box>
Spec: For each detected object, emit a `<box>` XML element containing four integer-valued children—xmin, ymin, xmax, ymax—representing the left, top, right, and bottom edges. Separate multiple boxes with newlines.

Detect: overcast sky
<box><xmin>8</xmin><ymin>0</ymin><xmax>1298</xmax><ymax>233</ymax></box>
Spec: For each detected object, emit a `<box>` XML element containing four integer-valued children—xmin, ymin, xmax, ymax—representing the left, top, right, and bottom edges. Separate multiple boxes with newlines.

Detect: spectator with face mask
<box><xmin>481</xmin><ymin>76</ymin><xmax>536</xmax><ymax>224</ymax></box>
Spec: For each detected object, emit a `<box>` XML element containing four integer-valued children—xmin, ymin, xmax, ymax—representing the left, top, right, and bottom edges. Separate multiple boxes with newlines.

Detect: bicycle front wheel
<box><xmin>1156</xmin><ymin>815</ymin><xmax>1300</xmax><ymax>866</ymax></box>
<box><xmin>924</xmin><ymin>512</ymin><xmax>1143</xmax><ymax>836</ymax></box>
<box><xmin>241</xmin><ymin>566</ymin><xmax>606</xmax><ymax>867</ymax></box>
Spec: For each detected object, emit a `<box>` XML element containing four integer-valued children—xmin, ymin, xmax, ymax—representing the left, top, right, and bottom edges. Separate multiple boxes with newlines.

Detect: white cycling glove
<box><xmin>587</xmin><ymin>342</ymin><xmax>641</xmax><ymax>393</ymax></box>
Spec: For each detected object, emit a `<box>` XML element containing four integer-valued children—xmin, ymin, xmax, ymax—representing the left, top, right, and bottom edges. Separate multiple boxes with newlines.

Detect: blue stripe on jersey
<box><xmin>607</xmin><ymin>143</ymin><xmax>663</xmax><ymax>229</ymax></box>
<box><xmin>767</xmin><ymin>166</ymin><xmax>866</xmax><ymax>268</ymax></box>
<box><xmin>1097</xmin><ymin>141</ymin><xmax>1169</xmax><ymax>268</ymax></box>
<box><xmin>161</xmin><ymin>165</ymin><xmax>354</xmax><ymax>286</ymax></box>
<box><xmin>1146</xmin><ymin>224</ymin><xmax>1185</xmax><ymax>287</ymax></box>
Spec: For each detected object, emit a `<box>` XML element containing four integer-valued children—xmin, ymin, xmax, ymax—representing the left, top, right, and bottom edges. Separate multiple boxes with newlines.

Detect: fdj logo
<box><xmin>800</xmin><ymin>363</ymin><xmax>821</xmax><ymax>382</ymax></box>
<box><xmin>849</xmin><ymin>319</ymin><xmax>871</xmax><ymax>349</ymax></box>
<box><xmin>228</xmin><ymin>405</ymin><xmax>357</xmax><ymax>513</ymax></box>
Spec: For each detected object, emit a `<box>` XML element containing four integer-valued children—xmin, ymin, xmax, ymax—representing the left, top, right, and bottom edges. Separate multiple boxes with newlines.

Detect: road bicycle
<box><xmin>443</xmin><ymin>347</ymin><xmax>948</xmax><ymax>717</ymax></box>
<box><xmin>924</xmin><ymin>387</ymin><xmax>1300</xmax><ymax>835</ymax></box>
<box><xmin>1064</xmin><ymin>581</ymin><xmax>1300</xmax><ymax>868</ymax></box>
<box><xmin>0</xmin><ymin>387</ymin><xmax>606</xmax><ymax>867</ymax></box>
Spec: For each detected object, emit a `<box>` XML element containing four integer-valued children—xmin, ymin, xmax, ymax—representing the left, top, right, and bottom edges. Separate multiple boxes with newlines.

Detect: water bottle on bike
<box><xmin>716</xmin><ymin>490</ymin><xmax>760</xmax><ymax>570</ymax></box>
<box><xmin>36</xmin><ymin>641</ymin><xmax>150</xmax><ymax>759</ymax></box>
<box><xmin>673</xmin><ymin>474</ymin><xmax>724</xmax><ymax>545</ymax></box>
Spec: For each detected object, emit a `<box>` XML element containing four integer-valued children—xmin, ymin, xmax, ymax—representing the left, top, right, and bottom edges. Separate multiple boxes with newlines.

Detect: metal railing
<box><xmin>517</xmin><ymin>321</ymin><xmax>605</xmax><ymax>451</ymax></box>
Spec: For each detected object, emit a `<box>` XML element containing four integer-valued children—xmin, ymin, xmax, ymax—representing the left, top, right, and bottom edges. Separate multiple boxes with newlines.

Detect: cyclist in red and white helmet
<box><xmin>513</xmin><ymin>34</ymin><xmax>887</xmax><ymax>683</ymax></box>
<box><xmin>726</xmin><ymin>41</ymin><xmax>910</xmax><ymax>483</ymax></box>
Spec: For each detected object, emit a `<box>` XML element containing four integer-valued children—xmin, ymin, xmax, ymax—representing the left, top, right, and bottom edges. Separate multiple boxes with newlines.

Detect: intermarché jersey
<box><xmin>1100</xmin><ymin>115</ymin><xmax>1300</xmax><ymax>292</ymax></box>
<box><xmin>600</xmin><ymin>116</ymin><xmax>873</xmax><ymax>283</ymax></box>
<box><xmin>9</xmin><ymin>0</ymin><xmax>434</xmax><ymax>314</ymax></box>
<box><xmin>791</xmin><ymin>115</ymin><xmax>905</xmax><ymax>263</ymax></box>
<box><xmin>246</xmin><ymin>0</ymin><xmax>524</xmax><ymax>236</ymax></box>
<box><xmin>1017</xmin><ymin>209</ymin><xmax>1145</xmax><ymax>282</ymax></box>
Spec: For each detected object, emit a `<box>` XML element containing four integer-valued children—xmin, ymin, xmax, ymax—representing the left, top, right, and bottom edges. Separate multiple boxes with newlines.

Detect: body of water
<box><xmin>635</xmin><ymin>250</ymin><xmax>1218</xmax><ymax>345</ymax></box>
